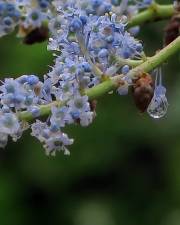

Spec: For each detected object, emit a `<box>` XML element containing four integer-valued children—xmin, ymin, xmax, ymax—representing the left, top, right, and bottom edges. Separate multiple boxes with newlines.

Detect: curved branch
<box><xmin>127</xmin><ymin>3</ymin><xmax>174</xmax><ymax>28</ymax></box>
<box><xmin>18</xmin><ymin>36</ymin><xmax>180</xmax><ymax>122</ymax></box>
<box><xmin>112</xmin><ymin>56</ymin><xmax>145</xmax><ymax>68</ymax></box>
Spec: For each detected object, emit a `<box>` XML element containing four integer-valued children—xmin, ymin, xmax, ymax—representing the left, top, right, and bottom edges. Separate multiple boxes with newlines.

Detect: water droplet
<box><xmin>147</xmin><ymin>94</ymin><xmax>168</xmax><ymax>119</ymax></box>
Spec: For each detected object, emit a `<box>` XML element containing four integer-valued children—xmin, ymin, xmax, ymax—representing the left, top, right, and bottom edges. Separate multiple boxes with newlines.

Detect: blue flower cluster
<box><xmin>0</xmin><ymin>1</ymin><xmax>21</xmax><ymax>37</ymax></box>
<box><xmin>0</xmin><ymin>0</ymin><xmax>156</xmax><ymax>155</ymax></box>
<box><xmin>0</xmin><ymin>0</ymin><xmax>152</xmax><ymax>38</ymax></box>
<box><xmin>0</xmin><ymin>72</ymin><xmax>94</xmax><ymax>154</ymax></box>
<box><xmin>0</xmin><ymin>0</ymin><xmax>53</xmax><ymax>37</ymax></box>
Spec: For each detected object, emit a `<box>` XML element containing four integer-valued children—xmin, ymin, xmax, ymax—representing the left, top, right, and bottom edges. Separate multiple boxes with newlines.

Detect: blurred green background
<box><xmin>0</xmin><ymin>0</ymin><xmax>180</xmax><ymax>224</ymax></box>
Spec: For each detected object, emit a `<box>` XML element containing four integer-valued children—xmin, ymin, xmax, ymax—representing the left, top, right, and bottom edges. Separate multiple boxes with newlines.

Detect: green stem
<box><xmin>19</xmin><ymin>36</ymin><xmax>180</xmax><ymax>122</ymax></box>
<box><xmin>113</xmin><ymin>56</ymin><xmax>145</xmax><ymax>68</ymax></box>
<box><xmin>18</xmin><ymin>101</ymin><xmax>62</xmax><ymax>121</ymax></box>
<box><xmin>127</xmin><ymin>36</ymin><xmax>180</xmax><ymax>78</ymax></box>
<box><xmin>88</xmin><ymin>36</ymin><xmax>180</xmax><ymax>99</ymax></box>
<box><xmin>127</xmin><ymin>3</ymin><xmax>174</xmax><ymax>28</ymax></box>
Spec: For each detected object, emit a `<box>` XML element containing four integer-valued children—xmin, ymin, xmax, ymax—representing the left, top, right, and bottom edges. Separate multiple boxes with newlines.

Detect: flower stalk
<box><xmin>127</xmin><ymin>3</ymin><xmax>175</xmax><ymax>28</ymax></box>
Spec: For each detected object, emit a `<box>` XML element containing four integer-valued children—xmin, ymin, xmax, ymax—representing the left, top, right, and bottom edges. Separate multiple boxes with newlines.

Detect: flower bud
<box><xmin>132</xmin><ymin>72</ymin><xmax>154</xmax><ymax>112</ymax></box>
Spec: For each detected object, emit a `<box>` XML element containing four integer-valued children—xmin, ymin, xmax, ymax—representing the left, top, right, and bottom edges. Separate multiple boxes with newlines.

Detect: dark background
<box><xmin>0</xmin><ymin>1</ymin><xmax>180</xmax><ymax>224</ymax></box>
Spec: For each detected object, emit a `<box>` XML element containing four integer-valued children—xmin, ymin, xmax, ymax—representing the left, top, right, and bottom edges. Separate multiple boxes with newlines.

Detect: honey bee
<box><xmin>132</xmin><ymin>72</ymin><xmax>154</xmax><ymax>113</ymax></box>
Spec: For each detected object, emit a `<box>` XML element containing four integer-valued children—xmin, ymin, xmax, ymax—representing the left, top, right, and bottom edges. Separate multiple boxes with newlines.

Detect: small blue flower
<box><xmin>0</xmin><ymin>112</ymin><xmax>20</xmax><ymax>135</ymax></box>
<box><xmin>29</xmin><ymin>106</ymin><xmax>41</xmax><ymax>118</ymax></box>
<box><xmin>121</xmin><ymin>65</ymin><xmax>130</xmax><ymax>74</ymax></box>
<box><xmin>26</xmin><ymin>75</ymin><xmax>39</xmax><ymax>86</ymax></box>
<box><xmin>69</xmin><ymin>17</ymin><xmax>83</xmax><ymax>32</ymax></box>
<box><xmin>3</xmin><ymin>16</ymin><xmax>13</xmax><ymax>26</ymax></box>
<box><xmin>79</xmin><ymin>15</ymin><xmax>88</xmax><ymax>25</ymax></box>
